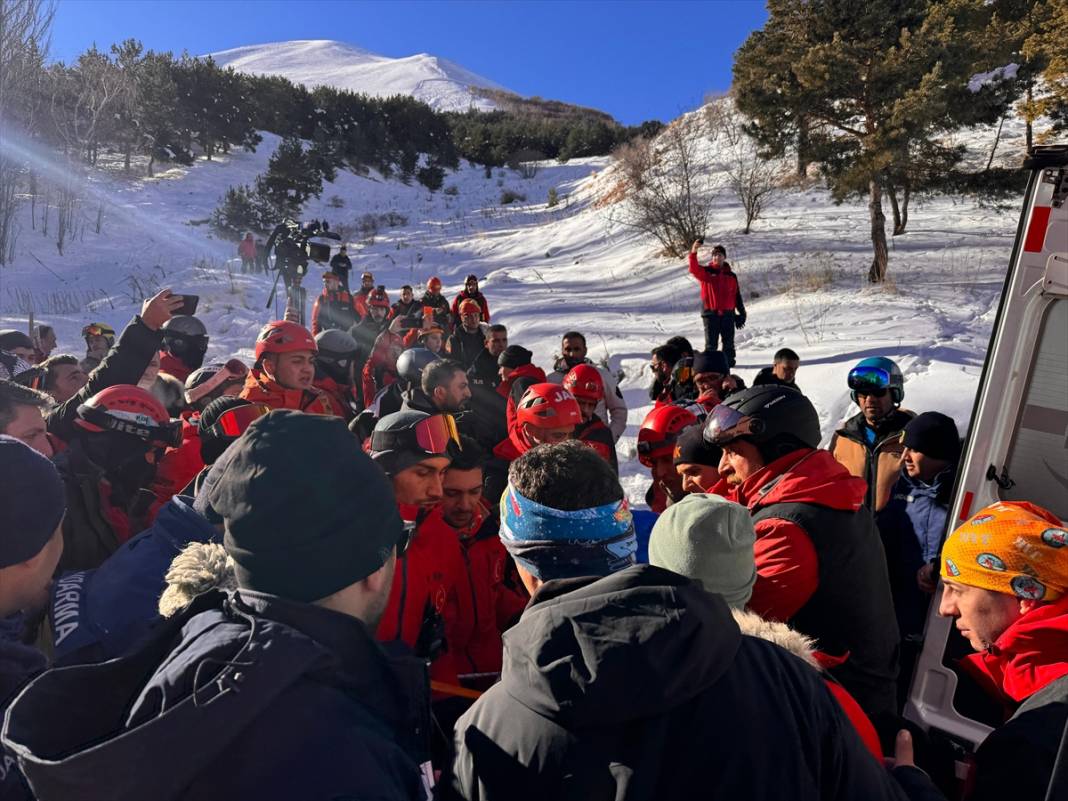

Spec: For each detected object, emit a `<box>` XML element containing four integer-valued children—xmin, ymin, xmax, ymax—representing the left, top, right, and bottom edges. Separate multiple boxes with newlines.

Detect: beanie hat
<box><xmin>498</xmin><ymin>345</ymin><xmax>533</xmax><ymax>369</ymax></box>
<box><xmin>902</xmin><ymin>412</ymin><xmax>961</xmax><ymax>462</ymax></box>
<box><xmin>369</xmin><ymin>410</ymin><xmax>439</xmax><ymax>476</ymax></box>
<box><xmin>0</xmin><ymin>435</ymin><xmax>66</xmax><ymax>568</ymax></box>
<box><xmin>0</xmin><ymin>330</ymin><xmax>34</xmax><ymax>352</ymax></box>
<box><xmin>693</xmin><ymin>350</ymin><xmax>729</xmax><ymax>376</ymax></box>
<box><xmin>648</xmin><ymin>493</ymin><xmax>756</xmax><ymax>608</ymax></box>
<box><xmin>208</xmin><ymin>410</ymin><xmax>402</xmax><ymax>602</ymax></box>
<box><xmin>673</xmin><ymin>424</ymin><xmax>722</xmax><ymax>467</ymax></box>
<box><xmin>942</xmin><ymin>501</ymin><xmax>1068</xmax><ymax>602</ymax></box>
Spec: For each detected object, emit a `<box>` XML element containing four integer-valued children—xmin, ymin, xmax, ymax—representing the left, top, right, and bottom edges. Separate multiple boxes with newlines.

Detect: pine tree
<box><xmin>734</xmin><ymin>0</ymin><xmax>1011</xmax><ymax>282</ymax></box>
<box><xmin>254</xmin><ymin>136</ymin><xmax>323</xmax><ymax>220</ymax></box>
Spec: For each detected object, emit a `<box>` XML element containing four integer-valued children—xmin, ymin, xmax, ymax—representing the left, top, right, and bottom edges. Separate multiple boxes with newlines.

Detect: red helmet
<box><xmin>562</xmin><ymin>364</ymin><xmax>604</xmax><ymax>401</ymax></box>
<box><xmin>368</xmin><ymin>287</ymin><xmax>390</xmax><ymax>309</ymax></box>
<box><xmin>254</xmin><ymin>321</ymin><xmax>317</xmax><ymax>362</ymax></box>
<box><xmin>516</xmin><ymin>383</ymin><xmax>582</xmax><ymax>429</ymax></box>
<box><xmin>75</xmin><ymin>385</ymin><xmax>181</xmax><ymax>447</ymax></box>
<box><xmin>458</xmin><ymin>298</ymin><xmax>481</xmax><ymax>317</ymax></box>
<box><xmin>427</xmin><ymin>276</ymin><xmax>442</xmax><ymax>293</ymax></box>
<box><xmin>637</xmin><ymin>404</ymin><xmax>698</xmax><ymax>467</ymax></box>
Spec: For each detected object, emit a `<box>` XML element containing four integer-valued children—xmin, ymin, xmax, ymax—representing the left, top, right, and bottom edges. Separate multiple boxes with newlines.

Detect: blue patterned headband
<box><xmin>499</xmin><ymin>482</ymin><xmax>637</xmax><ymax>580</ymax></box>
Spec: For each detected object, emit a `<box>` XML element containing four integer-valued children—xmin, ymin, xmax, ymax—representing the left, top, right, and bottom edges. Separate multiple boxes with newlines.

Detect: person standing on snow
<box><xmin>158</xmin><ymin>315</ymin><xmax>209</xmax><ymax>384</ymax></box>
<box><xmin>547</xmin><ymin>331</ymin><xmax>627</xmax><ymax>442</ymax></box>
<box><xmin>688</xmin><ymin>240</ymin><xmax>746</xmax><ymax>366</ymax></box>
<box><xmin>421</xmin><ymin>277</ymin><xmax>453</xmax><ymax>333</ymax></box>
<box><xmin>830</xmin><ymin>357</ymin><xmax>914</xmax><ymax>512</ymax></box>
<box><xmin>446</xmin><ymin>299</ymin><xmax>487</xmax><ymax>369</ymax></box>
<box><xmin>238</xmin><ymin>232</ymin><xmax>256</xmax><ymax>274</ymax></box>
<box><xmin>754</xmin><ymin>347</ymin><xmax>801</xmax><ymax>391</ymax></box>
<box><xmin>311</xmin><ymin>272</ymin><xmax>360</xmax><ymax>336</ymax></box>
<box><xmin>450</xmin><ymin>274</ymin><xmax>490</xmax><ymax>325</ymax></box>
<box><xmin>329</xmin><ymin>245</ymin><xmax>353</xmax><ymax>291</ymax></box>
<box><xmin>562</xmin><ymin>364</ymin><xmax>617</xmax><ymax>473</ymax></box>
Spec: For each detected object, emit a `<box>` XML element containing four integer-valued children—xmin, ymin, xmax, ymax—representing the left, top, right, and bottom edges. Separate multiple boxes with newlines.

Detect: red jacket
<box><xmin>311</xmin><ymin>289</ymin><xmax>359</xmax><ymax>335</ymax></box>
<box><xmin>152</xmin><ymin>411</ymin><xmax>203</xmax><ymax>502</ymax></box>
<box><xmin>158</xmin><ymin>350</ymin><xmax>192</xmax><ymax>383</ymax></box>
<box><xmin>451</xmin><ymin>290</ymin><xmax>491</xmax><ymax>323</ymax></box>
<box><xmin>688</xmin><ymin>252</ymin><xmax>740</xmax><ymax>313</ymax></box>
<box><xmin>498</xmin><ymin>364</ymin><xmax>547</xmax><ymax>431</ymax></box>
<box><xmin>419</xmin><ymin>503</ymin><xmax>528</xmax><ymax>676</ymax></box>
<box><xmin>362</xmin><ymin>329</ymin><xmax>404</xmax><ymax>403</ymax></box>
<box><xmin>240</xmin><ymin>369</ymin><xmax>339</xmax><ymax>416</ymax></box>
<box><xmin>724</xmin><ymin>449</ymin><xmax>867</xmax><ymax>622</ymax></box>
<box><xmin>313</xmin><ymin>376</ymin><xmax>359</xmax><ymax>421</ymax></box>
<box><xmin>238</xmin><ymin>237</ymin><xmax>256</xmax><ymax>260</ymax></box>
<box><xmin>961</xmin><ymin>594</ymin><xmax>1068</xmax><ymax>706</ymax></box>
<box><xmin>376</xmin><ymin>504</ymin><xmax>472</xmax><ymax>688</ymax></box>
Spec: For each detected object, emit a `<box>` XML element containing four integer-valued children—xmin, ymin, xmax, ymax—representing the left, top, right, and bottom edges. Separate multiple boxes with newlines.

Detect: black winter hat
<box><xmin>673</xmin><ymin>424</ymin><xmax>722</xmax><ymax>467</ymax></box>
<box><xmin>902</xmin><ymin>412</ymin><xmax>961</xmax><ymax>462</ymax></box>
<box><xmin>693</xmin><ymin>350</ymin><xmax>729</xmax><ymax>375</ymax></box>
<box><xmin>498</xmin><ymin>345</ymin><xmax>533</xmax><ymax>369</ymax></box>
<box><xmin>0</xmin><ymin>435</ymin><xmax>66</xmax><ymax>568</ymax></box>
<box><xmin>208</xmin><ymin>410</ymin><xmax>402</xmax><ymax>602</ymax></box>
<box><xmin>0</xmin><ymin>330</ymin><xmax>34</xmax><ymax>352</ymax></box>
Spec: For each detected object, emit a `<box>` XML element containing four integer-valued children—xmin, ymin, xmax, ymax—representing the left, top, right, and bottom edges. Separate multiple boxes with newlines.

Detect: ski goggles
<box><xmin>81</xmin><ymin>324</ymin><xmax>113</xmax><ymax>340</ymax></box>
<box><xmin>637</xmin><ymin>435</ymin><xmax>679</xmax><ymax>466</ymax></box>
<box><xmin>370</xmin><ymin>413</ymin><xmax>462</xmax><ymax>457</ymax></box>
<box><xmin>203</xmin><ymin>402</ymin><xmax>271</xmax><ymax>441</ymax></box>
<box><xmin>77</xmin><ymin>405</ymin><xmax>184</xmax><ymax>449</ymax></box>
<box><xmin>185</xmin><ymin>359</ymin><xmax>249</xmax><ymax>404</ymax></box>
<box><xmin>703</xmin><ymin>403</ymin><xmax>765</xmax><ymax>445</ymax></box>
<box><xmin>847</xmin><ymin>365</ymin><xmax>891</xmax><ymax>395</ymax></box>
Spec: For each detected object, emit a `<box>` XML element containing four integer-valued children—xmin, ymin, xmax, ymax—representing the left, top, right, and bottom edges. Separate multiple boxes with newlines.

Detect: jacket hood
<box><xmin>500</xmin><ymin>564</ymin><xmax>740</xmax><ymax>727</ymax></box>
<box><xmin>4</xmin><ymin>590</ymin><xmax>424</xmax><ymax>801</ymax></box>
<box><xmin>730</xmin><ymin>608</ymin><xmax>819</xmax><ymax>669</ymax></box>
<box><xmin>838</xmin><ymin>409</ymin><xmax>914</xmax><ymax>443</ymax></box>
<box><xmin>740</xmin><ymin>449</ymin><xmax>867</xmax><ymax>513</ymax></box>
<box><xmin>963</xmin><ymin>594</ymin><xmax>1068</xmax><ymax>704</ymax></box>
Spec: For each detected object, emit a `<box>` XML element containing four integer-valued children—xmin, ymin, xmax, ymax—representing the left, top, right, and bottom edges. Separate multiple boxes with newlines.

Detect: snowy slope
<box><xmin>0</xmin><ymin>106</ymin><xmax>1032</xmax><ymax>507</ymax></box>
<box><xmin>209</xmin><ymin>39</ymin><xmax>509</xmax><ymax>112</ymax></box>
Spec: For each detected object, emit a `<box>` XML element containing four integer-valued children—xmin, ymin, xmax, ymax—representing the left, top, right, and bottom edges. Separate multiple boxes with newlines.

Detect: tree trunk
<box><xmin>796</xmin><ymin>116</ymin><xmax>810</xmax><ymax>178</ymax></box>
<box><xmin>986</xmin><ymin>114</ymin><xmax>1005</xmax><ymax>171</ymax></box>
<box><xmin>868</xmin><ymin>179</ymin><xmax>889</xmax><ymax>283</ymax></box>
<box><xmin>1025</xmin><ymin>84</ymin><xmax>1034</xmax><ymax>153</ymax></box>
<box><xmin>899</xmin><ymin>179</ymin><xmax>910</xmax><ymax>235</ymax></box>
<box><xmin>886</xmin><ymin>180</ymin><xmax>903</xmax><ymax>236</ymax></box>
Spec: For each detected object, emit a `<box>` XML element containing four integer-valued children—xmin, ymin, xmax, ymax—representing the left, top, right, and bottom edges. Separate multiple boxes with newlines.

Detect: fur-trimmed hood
<box><xmin>731</xmin><ymin>608</ymin><xmax>819</xmax><ymax>669</ymax></box>
<box><xmin>159</xmin><ymin>542</ymin><xmax>236</xmax><ymax>617</ymax></box>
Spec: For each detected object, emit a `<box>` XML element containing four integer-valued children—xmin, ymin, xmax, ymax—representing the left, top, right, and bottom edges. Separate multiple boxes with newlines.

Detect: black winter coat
<box><xmin>447</xmin><ymin>565</ymin><xmax>908</xmax><ymax>801</ymax></box>
<box><xmin>2</xmin><ymin>590</ymin><xmax>430</xmax><ymax>801</ymax></box>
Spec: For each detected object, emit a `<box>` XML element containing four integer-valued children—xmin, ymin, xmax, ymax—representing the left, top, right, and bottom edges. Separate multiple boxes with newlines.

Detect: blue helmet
<box><xmin>848</xmin><ymin>357</ymin><xmax>904</xmax><ymax>404</ymax></box>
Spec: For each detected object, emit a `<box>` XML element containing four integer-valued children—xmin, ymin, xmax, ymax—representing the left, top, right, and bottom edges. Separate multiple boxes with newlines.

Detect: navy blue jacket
<box><xmin>3</xmin><ymin>590</ymin><xmax>430</xmax><ymax>801</ymax></box>
<box><xmin>50</xmin><ymin>495</ymin><xmax>219</xmax><ymax>664</ymax></box>
<box><xmin>877</xmin><ymin>466</ymin><xmax>955</xmax><ymax>636</ymax></box>
<box><xmin>0</xmin><ymin>623</ymin><xmax>44</xmax><ymax>801</ymax></box>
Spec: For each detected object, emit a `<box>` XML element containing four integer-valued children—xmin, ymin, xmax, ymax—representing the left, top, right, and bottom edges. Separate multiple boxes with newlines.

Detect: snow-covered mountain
<box><xmin>209</xmin><ymin>39</ymin><xmax>509</xmax><ymax>112</ymax></box>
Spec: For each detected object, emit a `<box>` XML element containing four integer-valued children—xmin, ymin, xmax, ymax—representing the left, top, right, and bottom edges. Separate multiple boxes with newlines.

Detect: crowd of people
<box><xmin>0</xmin><ymin>248</ymin><xmax>1064</xmax><ymax>801</ymax></box>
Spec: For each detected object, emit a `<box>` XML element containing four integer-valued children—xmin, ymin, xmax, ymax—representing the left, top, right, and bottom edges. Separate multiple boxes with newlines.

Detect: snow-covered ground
<box><xmin>209</xmin><ymin>39</ymin><xmax>509</xmax><ymax>112</ymax></box>
<box><xmin>0</xmin><ymin>111</ymin><xmax>1027</xmax><ymax>507</ymax></box>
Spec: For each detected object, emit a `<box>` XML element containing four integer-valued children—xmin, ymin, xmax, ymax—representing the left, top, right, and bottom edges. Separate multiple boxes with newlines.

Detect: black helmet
<box><xmin>396</xmin><ymin>347</ymin><xmax>438</xmax><ymax>386</ymax></box>
<box><xmin>315</xmin><ymin>329</ymin><xmax>359</xmax><ymax>385</ymax></box>
<box><xmin>161</xmin><ymin>315</ymin><xmax>208</xmax><ymax>367</ymax></box>
<box><xmin>703</xmin><ymin>385</ymin><xmax>820</xmax><ymax>460</ymax></box>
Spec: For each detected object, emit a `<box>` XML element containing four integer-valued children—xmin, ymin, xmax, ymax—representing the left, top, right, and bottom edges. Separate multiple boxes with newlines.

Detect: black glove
<box><xmin>735</xmin><ymin>314</ymin><xmax>746</xmax><ymax>329</ymax></box>
<box><xmin>414</xmin><ymin>597</ymin><xmax>447</xmax><ymax>662</ymax></box>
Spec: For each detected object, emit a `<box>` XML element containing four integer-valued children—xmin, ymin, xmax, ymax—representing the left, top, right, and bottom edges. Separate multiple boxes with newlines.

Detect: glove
<box><xmin>735</xmin><ymin>314</ymin><xmax>746</xmax><ymax>329</ymax></box>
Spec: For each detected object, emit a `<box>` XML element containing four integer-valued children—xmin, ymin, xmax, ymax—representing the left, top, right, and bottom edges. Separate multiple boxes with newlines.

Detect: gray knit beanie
<box><xmin>648</xmin><ymin>493</ymin><xmax>757</xmax><ymax>608</ymax></box>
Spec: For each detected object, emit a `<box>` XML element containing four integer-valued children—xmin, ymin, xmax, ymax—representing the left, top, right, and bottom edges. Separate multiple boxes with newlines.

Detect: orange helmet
<box><xmin>562</xmin><ymin>364</ymin><xmax>604</xmax><ymax>402</ymax></box>
<box><xmin>427</xmin><ymin>276</ymin><xmax>442</xmax><ymax>293</ymax></box>
<box><xmin>458</xmin><ymin>298</ymin><xmax>481</xmax><ymax>317</ymax></box>
<box><xmin>368</xmin><ymin>286</ymin><xmax>390</xmax><ymax>309</ymax></box>
<box><xmin>637</xmin><ymin>405</ymin><xmax>698</xmax><ymax>467</ymax></box>
<box><xmin>254</xmin><ymin>321</ymin><xmax>317</xmax><ymax>362</ymax></box>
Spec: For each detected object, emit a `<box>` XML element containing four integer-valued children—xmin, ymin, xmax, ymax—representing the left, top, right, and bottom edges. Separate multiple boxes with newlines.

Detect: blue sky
<box><xmin>50</xmin><ymin>0</ymin><xmax>768</xmax><ymax>124</ymax></box>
